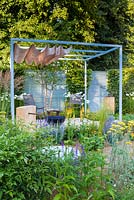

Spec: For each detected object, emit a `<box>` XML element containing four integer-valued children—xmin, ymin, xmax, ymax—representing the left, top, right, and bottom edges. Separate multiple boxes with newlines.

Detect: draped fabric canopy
<box><xmin>14</xmin><ymin>43</ymin><xmax>72</xmax><ymax>66</ymax></box>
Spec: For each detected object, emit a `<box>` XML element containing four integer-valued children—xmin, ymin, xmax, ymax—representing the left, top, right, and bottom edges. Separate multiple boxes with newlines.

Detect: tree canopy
<box><xmin>0</xmin><ymin>0</ymin><xmax>134</xmax><ymax>69</ymax></box>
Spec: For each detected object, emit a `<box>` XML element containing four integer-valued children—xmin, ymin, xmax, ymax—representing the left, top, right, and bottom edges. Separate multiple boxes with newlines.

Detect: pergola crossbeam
<box><xmin>86</xmin><ymin>47</ymin><xmax>118</xmax><ymax>61</ymax></box>
<box><xmin>11</xmin><ymin>38</ymin><xmax>121</xmax><ymax>48</ymax></box>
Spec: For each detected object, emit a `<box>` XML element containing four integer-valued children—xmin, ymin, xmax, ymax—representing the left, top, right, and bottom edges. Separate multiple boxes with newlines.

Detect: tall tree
<box><xmin>0</xmin><ymin>0</ymin><xmax>133</xmax><ymax>69</ymax></box>
<box><xmin>88</xmin><ymin>0</ymin><xmax>134</xmax><ymax>69</ymax></box>
<box><xmin>0</xmin><ymin>0</ymin><xmax>95</xmax><ymax>69</ymax></box>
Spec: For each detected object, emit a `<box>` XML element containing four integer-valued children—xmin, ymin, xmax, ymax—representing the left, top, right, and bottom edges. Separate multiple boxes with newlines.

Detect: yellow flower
<box><xmin>130</xmin><ymin>132</ymin><xmax>134</xmax><ymax>137</ymax></box>
<box><xmin>126</xmin><ymin>141</ymin><xmax>132</xmax><ymax>145</ymax></box>
<box><xmin>120</xmin><ymin>127</ymin><xmax>126</xmax><ymax>131</ymax></box>
<box><xmin>118</xmin><ymin>121</ymin><xmax>126</xmax><ymax>126</ymax></box>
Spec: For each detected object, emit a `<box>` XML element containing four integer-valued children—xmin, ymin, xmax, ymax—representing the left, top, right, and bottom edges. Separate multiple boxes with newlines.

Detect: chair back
<box><xmin>23</xmin><ymin>94</ymin><xmax>35</xmax><ymax>106</ymax></box>
<box><xmin>70</xmin><ymin>93</ymin><xmax>82</xmax><ymax>105</ymax></box>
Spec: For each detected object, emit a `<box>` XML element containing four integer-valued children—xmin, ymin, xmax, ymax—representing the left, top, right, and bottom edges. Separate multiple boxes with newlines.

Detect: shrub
<box><xmin>115</xmin><ymin>187</ymin><xmax>134</xmax><ymax>200</ymax></box>
<box><xmin>106</xmin><ymin>120</ymin><xmax>134</xmax><ymax>144</ymax></box>
<box><xmin>0</xmin><ymin>121</ymin><xmax>55</xmax><ymax>199</ymax></box>
<box><xmin>0</xmin><ymin>92</ymin><xmax>10</xmax><ymax>114</ymax></box>
<box><xmin>86</xmin><ymin>106</ymin><xmax>111</xmax><ymax>136</ymax></box>
<box><xmin>63</xmin><ymin>121</ymin><xmax>99</xmax><ymax>141</ymax></box>
<box><xmin>115</xmin><ymin>113</ymin><xmax>134</xmax><ymax>121</ymax></box>
<box><xmin>107</xmin><ymin>68</ymin><xmax>134</xmax><ymax>114</ymax></box>
<box><xmin>108</xmin><ymin>137</ymin><xmax>134</xmax><ymax>194</ymax></box>
<box><xmin>51</xmin><ymin>150</ymin><xmax>115</xmax><ymax>200</ymax></box>
<box><xmin>0</xmin><ymin>69</ymin><xmax>24</xmax><ymax>116</ymax></box>
<box><xmin>0</xmin><ymin>120</ymin><xmax>115</xmax><ymax>200</ymax></box>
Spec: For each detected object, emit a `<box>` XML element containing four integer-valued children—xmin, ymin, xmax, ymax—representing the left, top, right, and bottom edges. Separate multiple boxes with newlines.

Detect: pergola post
<box><xmin>10</xmin><ymin>39</ymin><xmax>15</xmax><ymax>122</ymax></box>
<box><xmin>84</xmin><ymin>60</ymin><xmax>87</xmax><ymax>114</ymax></box>
<box><xmin>119</xmin><ymin>46</ymin><xmax>123</xmax><ymax>121</ymax></box>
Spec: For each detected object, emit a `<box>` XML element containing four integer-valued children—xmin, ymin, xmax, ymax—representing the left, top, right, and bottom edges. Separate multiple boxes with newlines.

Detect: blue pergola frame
<box><xmin>10</xmin><ymin>38</ymin><xmax>123</xmax><ymax>122</ymax></box>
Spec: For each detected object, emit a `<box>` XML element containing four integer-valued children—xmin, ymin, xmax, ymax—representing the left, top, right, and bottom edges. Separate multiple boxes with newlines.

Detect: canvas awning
<box><xmin>14</xmin><ymin>43</ymin><xmax>72</xmax><ymax>66</ymax></box>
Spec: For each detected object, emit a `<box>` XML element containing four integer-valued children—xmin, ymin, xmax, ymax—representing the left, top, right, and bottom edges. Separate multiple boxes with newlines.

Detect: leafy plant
<box><xmin>50</xmin><ymin>142</ymin><xmax>115</xmax><ymax>200</ymax></box>
<box><xmin>0</xmin><ymin>120</ymin><xmax>56</xmax><ymax>199</ymax></box>
<box><xmin>0</xmin><ymin>120</ymin><xmax>115</xmax><ymax>200</ymax></box>
<box><xmin>86</xmin><ymin>111</ymin><xmax>100</xmax><ymax>121</ymax></box>
<box><xmin>26</xmin><ymin>66</ymin><xmax>64</xmax><ymax>110</ymax></box>
<box><xmin>0</xmin><ymin>70</ymin><xmax>24</xmax><ymax>116</ymax></box>
<box><xmin>108</xmin><ymin>137</ymin><xmax>134</xmax><ymax>193</ymax></box>
<box><xmin>41</xmin><ymin>123</ymin><xmax>65</xmax><ymax>144</ymax></box>
<box><xmin>66</xmin><ymin>64</ymin><xmax>92</xmax><ymax>94</ymax></box>
<box><xmin>115</xmin><ymin>113</ymin><xmax>134</xmax><ymax>121</ymax></box>
<box><xmin>63</xmin><ymin>121</ymin><xmax>99</xmax><ymax>142</ymax></box>
<box><xmin>97</xmin><ymin>106</ymin><xmax>112</xmax><ymax>136</ymax></box>
<box><xmin>0</xmin><ymin>111</ymin><xmax>6</xmax><ymax>124</ymax></box>
<box><xmin>107</xmin><ymin>68</ymin><xmax>134</xmax><ymax>114</ymax></box>
<box><xmin>87</xmin><ymin>105</ymin><xmax>112</xmax><ymax>136</ymax></box>
<box><xmin>0</xmin><ymin>92</ymin><xmax>10</xmax><ymax>114</ymax></box>
<box><xmin>115</xmin><ymin>187</ymin><xmax>134</xmax><ymax>200</ymax></box>
<box><xmin>106</xmin><ymin>120</ymin><xmax>134</xmax><ymax>144</ymax></box>
<box><xmin>80</xmin><ymin>135</ymin><xmax>105</xmax><ymax>151</ymax></box>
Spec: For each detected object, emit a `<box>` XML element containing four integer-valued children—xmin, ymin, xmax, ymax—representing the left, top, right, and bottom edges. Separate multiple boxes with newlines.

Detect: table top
<box><xmin>47</xmin><ymin>109</ymin><xmax>61</xmax><ymax>116</ymax></box>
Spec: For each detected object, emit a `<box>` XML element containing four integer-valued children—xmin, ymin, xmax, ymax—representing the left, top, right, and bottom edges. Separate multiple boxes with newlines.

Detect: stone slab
<box><xmin>16</xmin><ymin>105</ymin><xmax>36</xmax><ymax>125</ymax></box>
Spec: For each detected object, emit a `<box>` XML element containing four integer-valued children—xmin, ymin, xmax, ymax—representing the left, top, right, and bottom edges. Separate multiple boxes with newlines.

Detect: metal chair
<box><xmin>65</xmin><ymin>93</ymin><xmax>83</xmax><ymax>118</ymax></box>
<box><xmin>69</xmin><ymin>93</ymin><xmax>83</xmax><ymax>106</ymax></box>
<box><xmin>23</xmin><ymin>94</ymin><xmax>45</xmax><ymax>119</ymax></box>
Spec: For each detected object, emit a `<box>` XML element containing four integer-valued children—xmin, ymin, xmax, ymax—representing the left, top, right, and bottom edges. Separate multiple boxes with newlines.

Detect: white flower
<box><xmin>64</xmin><ymin>92</ymin><xmax>71</xmax><ymax>97</ymax></box>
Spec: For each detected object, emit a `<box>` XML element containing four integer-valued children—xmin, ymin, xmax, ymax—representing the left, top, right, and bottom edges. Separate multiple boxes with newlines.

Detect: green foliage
<box><xmin>0</xmin><ymin>120</ymin><xmax>115</xmax><ymax>200</ymax></box>
<box><xmin>122</xmin><ymin>68</ymin><xmax>134</xmax><ymax>114</ymax></box>
<box><xmin>0</xmin><ymin>121</ymin><xmax>55</xmax><ymax>199</ymax></box>
<box><xmin>66</xmin><ymin>63</ymin><xmax>92</xmax><ymax>94</ymax></box>
<box><xmin>0</xmin><ymin>92</ymin><xmax>10</xmax><ymax>114</ymax></box>
<box><xmin>107</xmin><ymin>69</ymin><xmax>119</xmax><ymax>97</ymax></box>
<box><xmin>97</xmin><ymin>106</ymin><xmax>112</xmax><ymax>135</ymax></box>
<box><xmin>86</xmin><ymin>112</ymin><xmax>101</xmax><ymax>121</ymax></box>
<box><xmin>122</xmin><ymin>114</ymin><xmax>134</xmax><ymax>121</ymax></box>
<box><xmin>0</xmin><ymin>0</ymin><xmax>95</xmax><ymax>69</ymax></box>
<box><xmin>108</xmin><ymin>137</ymin><xmax>134</xmax><ymax>195</ymax></box>
<box><xmin>115</xmin><ymin>113</ymin><xmax>134</xmax><ymax>122</ymax></box>
<box><xmin>40</xmin><ymin>124</ymin><xmax>65</xmax><ymax>145</ymax></box>
<box><xmin>86</xmin><ymin>106</ymin><xmax>111</xmax><ymax>136</ymax></box>
<box><xmin>0</xmin><ymin>69</ymin><xmax>24</xmax><ymax>95</ymax></box>
<box><xmin>105</xmin><ymin>119</ymin><xmax>134</xmax><ymax>144</ymax></box>
<box><xmin>123</xmin><ymin>68</ymin><xmax>134</xmax><ymax>94</ymax></box>
<box><xmin>107</xmin><ymin>69</ymin><xmax>119</xmax><ymax>113</ymax></box>
<box><xmin>81</xmin><ymin>135</ymin><xmax>105</xmax><ymax>152</ymax></box>
<box><xmin>0</xmin><ymin>69</ymin><xmax>24</xmax><ymax>116</ymax></box>
<box><xmin>25</xmin><ymin>65</ymin><xmax>65</xmax><ymax>109</ymax></box>
<box><xmin>64</xmin><ymin>121</ymin><xmax>99</xmax><ymax>141</ymax></box>
<box><xmin>0</xmin><ymin>71</ymin><xmax>11</xmax><ymax>115</ymax></box>
<box><xmin>123</xmin><ymin>97</ymin><xmax>134</xmax><ymax>114</ymax></box>
<box><xmin>107</xmin><ymin>121</ymin><xmax>127</xmax><ymax>145</ymax></box>
<box><xmin>107</xmin><ymin>68</ymin><xmax>134</xmax><ymax>114</ymax></box>
<box><xmin>86</xmin><ymin>0</ymin><xmax>134</xmax><ymax>70</ymax></box>
<box><xmin>52</xmin><ymin>150</ymin><xmax>114</xmax><ymax>200</ymax></box>
<box><xmin>1</xmin><ymin>0</ymin><xmax>134</xmax><ymax>71</ymax></box>
<box><xmin>63</xmin><ymin>121</ymin><xmax>105</xmax><ymax>151</ymax></box>
<box><xmin>115</xmin><ymin>187</ymin><xmax>134</xmax><ymax>200</ymax></box>
<box><xmin>0</xmin><ymin>111</ymin><xmax>6</xmax><ymax>124</ymax></box>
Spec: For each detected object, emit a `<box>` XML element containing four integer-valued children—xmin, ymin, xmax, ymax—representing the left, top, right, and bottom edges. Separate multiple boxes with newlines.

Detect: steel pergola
<box><xmin>10</xmin><ymin>38</ymin><xmax>123</xmax><ymax>122</ymax></box>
